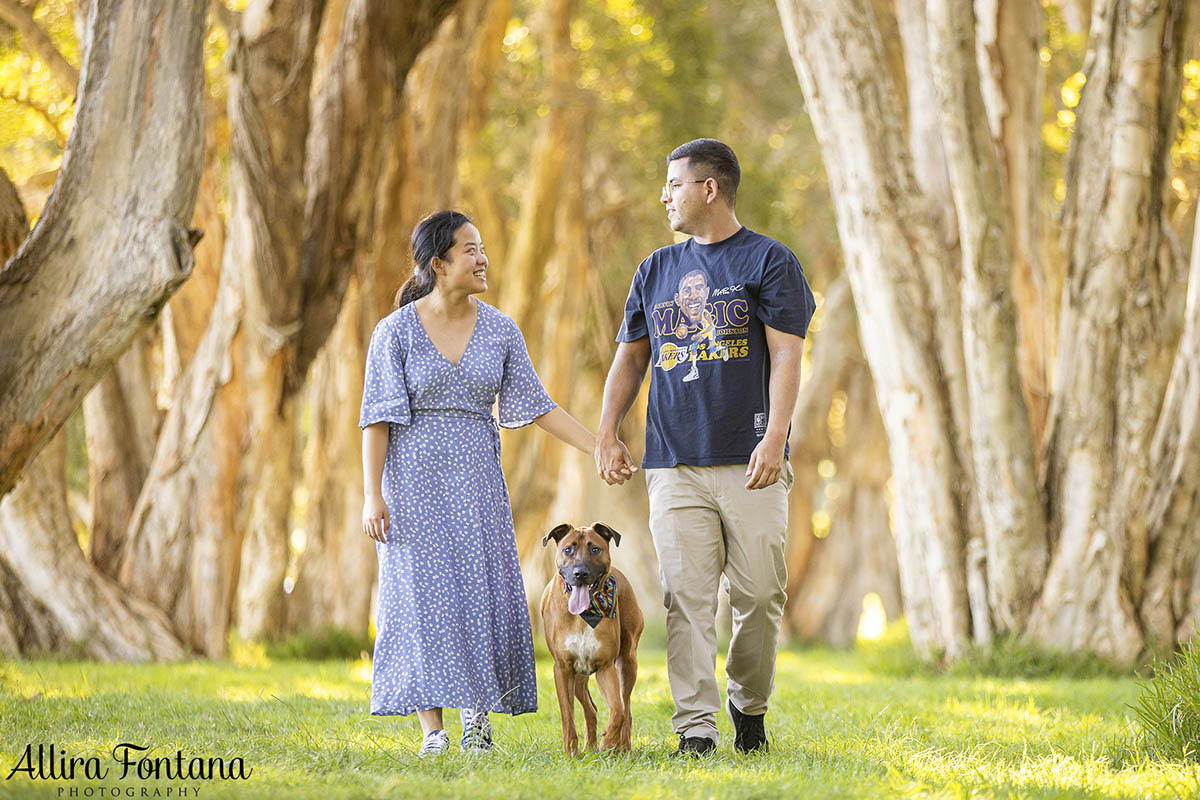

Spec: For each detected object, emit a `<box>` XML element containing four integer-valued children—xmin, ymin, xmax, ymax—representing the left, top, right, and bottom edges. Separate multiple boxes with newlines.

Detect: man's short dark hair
<box><xmin>668</xmin><ymin>139</ymin><xmax>740</xmax><ymax>206</ymax></box>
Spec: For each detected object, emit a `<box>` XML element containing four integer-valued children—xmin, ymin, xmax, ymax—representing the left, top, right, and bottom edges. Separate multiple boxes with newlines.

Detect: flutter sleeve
<box><xmin>497</xmin><ymin>316</ymin><xmax>557</xmax><ymax>428</ymax></box>
<box><xmin>358</xmin><ymin>315</ymin><xmax>412</xmax><ymax>429</ymax></box>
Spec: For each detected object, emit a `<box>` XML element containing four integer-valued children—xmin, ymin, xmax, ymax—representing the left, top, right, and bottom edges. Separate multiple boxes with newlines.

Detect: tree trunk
<box><xmin>290</xmin><ymin>0</ymin><xmax>460</xmax><ymax>396</ymax></box>
<box><xmin>500</xmin><ymin>0</ymin><xmax>582</xmax><ymax>534</ymax></box>
<box><xmin>285</xmin><ymin>276</ymin><xmax>374</xmax><ymax>635</ymax></box>
<box><xmin>83</xmin><ymin>329</ymin><xmax>159</xmax><ymax>577</ymax></box>
<box><xmin>1143</xmin><ymin>205</ymin><xmax>1200</xmax><ymax>646</ymax></box>
<box><xmin>927</xmin><ymin>0</ymin><xmax>1049</xmax><ymax>633</ymax></box>
<box><xmin>283</xmin><ymin>0</ymin><xmax>481</xmax><ymax>635</ymax></box>
<box><xmin>1031</xmin><ymin>0</ymin><xmax>1189</xmax><ymax>661</ymax></box>
<box><xmin>974</xmin><ymin>0</ymin><xmax>1053</xmax><ymax>445</ymax></box>
<box><xmin>230</xmin><ymin>0</ymin><xmax>327</xmax><ymax>642</ymax></box>
<box><xmin>894</xmin><ymin>0</ymin><xmax>993</xmax><ymax>646</ymax></box>
<box><xmin>777</xmin><ymin>0</ymin><xmax>972</xmax><ymax>661</ymax></box>
<box><xmin>0</xmin><ymin>434</ymin><xmax>185</xmax><ymax>660</ymax></box>
<box><xmin>777</xmin><ymin>0</ymin><xmax>1196</xmax><ymax>665</ymax></box>
<box><xmin>0</xmin><ymin>0</ymin><xmax>207</xmax><ymax>502</ymax></box>
<box><xmin>784</xmin><ymin>276</ymin><xmax>901</xmax><ymax>645</ymax></box>
<box><xmin>459</xmin><ymin>0</ymin><xmax>514</xmax><ymax>268</ymax></box>
<box><xmin>118</xmin><ymin>269</ymin><xmax>248</xmax><ymax>657</ymax></box>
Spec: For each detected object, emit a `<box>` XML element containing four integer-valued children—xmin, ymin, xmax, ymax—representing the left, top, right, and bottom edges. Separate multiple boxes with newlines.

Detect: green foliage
<box><xmin>948</xmin><ymin>637</ymin><xmax>1128</xmax><ymax>681</ymax></box>
<box><xmin>1131</xmin><ymin>637</ymin><xmax>1200</xmax><ymax>763</ymax></box>
<box><xmin>262</xmin><ymin>627</ymin><xmax>375</xmax><ymax>662</ymax></box>
<box><xmin>0</xmin><ymin>0</ymin><xmax>77</xmax><ymax>184</ymax></box>
<box><xmin>862</xmin><ymin>620</ymin><xmax>1128</xmax><ymax>681</ymax></box>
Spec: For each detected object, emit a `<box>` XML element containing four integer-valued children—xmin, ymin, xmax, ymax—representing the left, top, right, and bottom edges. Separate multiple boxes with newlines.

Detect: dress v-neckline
<box><xmin>411</xmin><ymin>298</ymin><xmax>482</xmax><ymax>369</ymax></box>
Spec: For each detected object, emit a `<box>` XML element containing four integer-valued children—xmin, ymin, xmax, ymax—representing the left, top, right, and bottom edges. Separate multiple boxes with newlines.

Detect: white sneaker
<box><xmin>418</xmin><ymin>729</ymin><xmax>450</xmax><ymax>758</ymax></box>
<box><xmin>683</xmin><ymin>362</ymin><xmax>700</xmax><ymax>382</ymax></box>
<box><xmin>460</xmin><ymin>708</ymin><xmax>493</xmax><ymax>752</ymax></box>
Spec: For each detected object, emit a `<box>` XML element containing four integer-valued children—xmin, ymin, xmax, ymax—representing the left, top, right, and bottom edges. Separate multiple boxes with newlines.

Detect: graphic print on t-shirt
<box><xmin>650</xmin><ymin>268</ymin><xmax>751</xmax><ymax>384</ymax></box>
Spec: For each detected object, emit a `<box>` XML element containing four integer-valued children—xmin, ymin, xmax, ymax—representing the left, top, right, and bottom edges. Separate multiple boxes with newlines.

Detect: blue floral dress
<box><xmin>359</xmin><ymin>298</ymin><xmax>556</xmax><ymax>716</ymax></box>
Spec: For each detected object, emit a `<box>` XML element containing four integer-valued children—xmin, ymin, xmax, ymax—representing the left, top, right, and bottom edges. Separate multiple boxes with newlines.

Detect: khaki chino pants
<box><xmin>644</xmin><ymin>461</ymin><xmax>793</xmax><ymax>744</ymax></box>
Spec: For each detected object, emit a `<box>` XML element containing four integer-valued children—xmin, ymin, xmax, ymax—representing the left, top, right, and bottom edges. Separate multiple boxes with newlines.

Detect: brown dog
<box><xmin>540</xmin><ymin>522</ymin><xmax>644</xmax><ymax>755</ymax></box>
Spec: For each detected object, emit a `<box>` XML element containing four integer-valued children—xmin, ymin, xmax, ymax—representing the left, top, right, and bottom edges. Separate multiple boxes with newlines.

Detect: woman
<box><xmin>359</xmin><ymin>210</ymin><xmax>606</xmax><ymax>757</ymax></box>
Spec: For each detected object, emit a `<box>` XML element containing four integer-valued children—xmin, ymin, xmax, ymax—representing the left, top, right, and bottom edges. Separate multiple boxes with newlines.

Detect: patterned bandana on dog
<box><xmin>560</xmin><ymin>574</ymin><xmax>618</xmax><ymax>629</ymax></box>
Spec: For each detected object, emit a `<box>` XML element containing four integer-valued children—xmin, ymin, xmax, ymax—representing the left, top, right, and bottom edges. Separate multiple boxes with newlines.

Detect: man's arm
<box><xmin>745</xmin><ymin>324</ymin><xmax>805</xmax><ymax>490</ymax></box>
<box><xmin>595</xmin><ymin>337</ymin><xmax>652</xmax><ymax>485</ymax></box>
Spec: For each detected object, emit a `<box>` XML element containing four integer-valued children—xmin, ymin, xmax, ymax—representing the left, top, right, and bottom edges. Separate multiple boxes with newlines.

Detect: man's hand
<box><xmin>745</xmin><ymin>435</ymin><xmax>786</xmax><ymax>490</ymax></box>
<box><xmin>595</xmin><ymin>432</ymin><xmax>638</xmax><ymax>485</ymax></box>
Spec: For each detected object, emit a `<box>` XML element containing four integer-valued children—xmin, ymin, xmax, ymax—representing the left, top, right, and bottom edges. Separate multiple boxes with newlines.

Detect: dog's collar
<box><xmin>559</xmin><ymin>574</ymin><xmax>618</xmax><ymax>629</ymax></box>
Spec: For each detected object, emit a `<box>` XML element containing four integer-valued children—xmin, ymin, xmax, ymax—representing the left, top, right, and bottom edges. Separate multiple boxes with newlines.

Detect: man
<box><xmin>594</xmin><ymin>139</ymin><xmax>815</xmax><ymax>756</ymax></box>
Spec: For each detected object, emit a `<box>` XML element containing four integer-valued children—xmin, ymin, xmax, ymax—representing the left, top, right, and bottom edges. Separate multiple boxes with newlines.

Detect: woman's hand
<box><xmin>363</xmin><ymin>493</ymin><xmax>390</xmax><ymax>542</ymax></box>
<box><xmin>595</xmin><ymin>432</ymin><xmax>637</xmax><ymax>485</ymax></box>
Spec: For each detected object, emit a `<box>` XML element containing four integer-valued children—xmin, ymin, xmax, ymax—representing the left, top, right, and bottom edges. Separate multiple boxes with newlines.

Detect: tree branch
<box><xmin>0</xmin><ymin>0</ymin><xmax>80</xmax><ymax>96</ymax></box>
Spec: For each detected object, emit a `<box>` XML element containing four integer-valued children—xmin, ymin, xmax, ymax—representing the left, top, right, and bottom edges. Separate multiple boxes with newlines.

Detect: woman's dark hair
<box><xmin>394</xmin><ymin>210</ymin><xmax>473</xmax><ymax>308</ymax></box>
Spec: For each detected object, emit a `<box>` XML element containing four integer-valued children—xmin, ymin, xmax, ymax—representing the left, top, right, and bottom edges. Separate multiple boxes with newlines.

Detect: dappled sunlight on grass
<box><xmin>0</xmin><ymin>647</ymin><xmax>1194</xmax><ymax>799</ymax></box>
<box><xmin>349</xmin><ymin>657</ymin><xmax>372</xmax><ymax>684</ymax></box>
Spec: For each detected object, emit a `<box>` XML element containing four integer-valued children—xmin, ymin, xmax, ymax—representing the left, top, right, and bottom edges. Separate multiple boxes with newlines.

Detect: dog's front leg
<box><xmin>553</xmin><ymin>660</ymin><xmax>580</xmax><ymax>755</ymax></box>
<box><xmin>595</xmin><ymin>663</ymin><xmax>627</xmax><ymax>752</ymax></box>
<box><xmin>617</xmin><ymin>647</ymin><xmax>637</xmax><ymax>750</ymax></box>
<box><xmin>574</xmin><ymin>675</ymin><xmax>598</xmax><ymax>751</ymax></box>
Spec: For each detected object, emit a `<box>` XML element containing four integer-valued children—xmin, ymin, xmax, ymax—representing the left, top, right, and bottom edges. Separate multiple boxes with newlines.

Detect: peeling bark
<box><xmin>230</xmin><ymin>0</ymin><xmax>327</xmax><ymax>642</ymax></box>
<box><xmin>0</xmin><ymin>0</ymin><xmax>208</xmax><ymax>501</ymax></box>
<box><xmin>83</xmin><ymin>329</ymin><xmax>159</xmax><ymax>577</ymax></box>
<box><xmin>927</xmin><ymin>0</ymin><xmax>1048</xmax><ymax>633</ymax></box>
<box><xmin>0</xmin><ymin>434</ymin><xmax>184</xmax><ymax>660</ymax></box>
<box><xmin>290</xmin><ymin>0</ymin><xmax>460</xmax><ymax>395</ymax></box>
<box><xmin>974</xmin><ymin>0</ymin><xmax>1052</xmax><ymax>445</ymax></box>
<box><xmin>779</xmin><ymin>0</ymin><xmax>1195</xmax><ymax>665</ymax></box>
<box><xmin>1032</xmin><ymin>0</ymin><xmax>1189</xmax><ymax>663</ymax></box>
<box><xmin>777</xmin><ymin>0</ymin><xmax>971</xmax><ymax>660</ymax></box>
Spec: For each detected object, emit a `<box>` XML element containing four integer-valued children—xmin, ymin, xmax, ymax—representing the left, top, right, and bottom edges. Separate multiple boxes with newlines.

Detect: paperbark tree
<box><xmin>229</xmin><ymin>0</ymin><xmax>328</xmax><ymax>642</ymax></box>
<box><xmin>285</xmin><ymin>0</ymin><xmax>482</xmax><ymax>635</ymax></box>
<box><xmin>290</xmin><ymin>0</ymin><xmax>459</xmax><ymax>396</ymax></box>
<box><xmin>0</xmin><ymin>168</ymin><xmax>184</xmax><ymax>661</ymax></box>
<box><xmin>0</xmin><ymin>0</ymin><xmax>207</xmax><ymax>502</ymax></box>
<box><xmin>120</xmin><ymin>0</ymin><xmax>327</xmax><ymax>649</ymax></box>
<box><xmin>83</xmin><ymin>329</ymin><xmax>159</xmax><ymax>577</ymax></box>
<box><xmin>783</xmin><ymin>277</ymin><xmax>902</xmax><ymax>645</ymax></box>
<box><xmin>776</xmin><ymin>0</ymin><xmax>1194</xmax><ymax>664</ymax></box>
<box><xmin>1033</xmin><ymin>0</ymin><xmax>1190</xmax><ymax>656</ymax></box>
<box><xmin>499</xmin><ymin>0</ymin><xmax>583</xmax><ymax>538</ymax></box>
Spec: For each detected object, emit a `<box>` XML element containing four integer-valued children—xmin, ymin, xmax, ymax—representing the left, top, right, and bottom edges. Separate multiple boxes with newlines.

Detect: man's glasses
<box><xmin>663</xmin><ymin>179</ymin><xmax>709</xmax><ymax>196</ymax></box>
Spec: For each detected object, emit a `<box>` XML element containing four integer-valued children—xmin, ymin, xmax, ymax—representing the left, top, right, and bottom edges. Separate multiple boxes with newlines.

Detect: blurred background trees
<box><xmin>0</xmin><ymin>0</ymin><xmax>1196</xmax><ymax>666</ymax></box>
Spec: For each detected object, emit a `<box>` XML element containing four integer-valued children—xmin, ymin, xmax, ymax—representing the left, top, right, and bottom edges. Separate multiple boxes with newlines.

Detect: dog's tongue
<box><xmin>568</xmin><ymin>585</ymin><xmax>592</xmax><ymax>615</ymax></box>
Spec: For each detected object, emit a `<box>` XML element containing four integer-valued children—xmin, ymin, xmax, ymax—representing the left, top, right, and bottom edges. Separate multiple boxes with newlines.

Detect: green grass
<box><xmin>0</xmin><ymin>635</ymin><xmax>1196</xmax><ymax>799</ymax></box>
<box><xmin>1132</xmin><ymin>636</ymin><xmax>1200</xmax><ymax>764</ymax></box>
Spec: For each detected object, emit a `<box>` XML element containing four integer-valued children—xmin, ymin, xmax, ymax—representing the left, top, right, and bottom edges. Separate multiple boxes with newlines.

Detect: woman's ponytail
<box><xmin>393</xmin><ymin>210</ymin><xmax>473</xmax><ymax>308</ymax></box>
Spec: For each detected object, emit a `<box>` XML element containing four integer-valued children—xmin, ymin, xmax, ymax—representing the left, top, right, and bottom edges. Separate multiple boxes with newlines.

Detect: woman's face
<box><xmin>433</xmin><ymin>223</ymin><xmax>488</xmax><ymax>295</ymax></box>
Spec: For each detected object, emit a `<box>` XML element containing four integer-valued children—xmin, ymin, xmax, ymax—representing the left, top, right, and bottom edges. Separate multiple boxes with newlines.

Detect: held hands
<box><xmin>745</xmin><ymin>435</ymin><xmax>786</xmax><ymax>490</ymax></box>
<box><xmin>595</xmin><ymin>432</ymin><xmax>638</xmax><ymax>486</ymax></box>
<box><xmin>362</xmin><ymin>493</ymin><xmax>390</xmax><ymax>542</ymax></box>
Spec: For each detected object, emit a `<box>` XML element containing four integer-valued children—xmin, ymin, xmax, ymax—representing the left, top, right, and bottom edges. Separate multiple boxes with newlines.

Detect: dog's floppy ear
<box><xmin>591</xmin><ymin>522</ymin><xmax>622</xmax><ymax>547</ymax></box>
<box><xmin>542</xmin><ymin>523</ymin><xmax>573</xmax><ymax>547</ymax></box>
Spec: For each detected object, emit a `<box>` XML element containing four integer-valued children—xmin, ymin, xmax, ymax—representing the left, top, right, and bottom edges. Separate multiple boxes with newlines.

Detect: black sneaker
<box><xmin>728</xmin><ymin>699</ymin><xmax>768</xmax><ymax>753</ymax></box>
<box><xmin>672</xmin><ymin>735</ymin><xmax>716</xmax><ymax>757</ymax></box>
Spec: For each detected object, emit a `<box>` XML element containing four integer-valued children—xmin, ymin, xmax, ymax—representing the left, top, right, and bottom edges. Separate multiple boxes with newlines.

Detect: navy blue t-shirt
<box><xmin>616</xmin><ymin>226</ymin><xmax>816</xmax><ymax>469</ymax></box>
